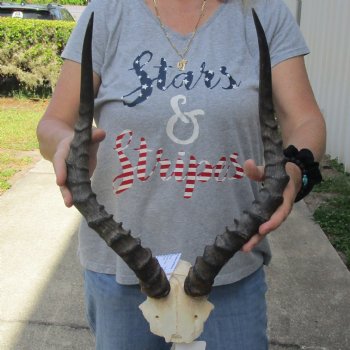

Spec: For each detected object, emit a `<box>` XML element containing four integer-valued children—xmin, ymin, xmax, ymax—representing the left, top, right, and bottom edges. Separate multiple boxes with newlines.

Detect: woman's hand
<box><xmin>53</xmin><ymin>127</ymin><xmax>106</xmax><ymax>207</ymax></box>
<box><xmin>241</xmin><ymin>159</ymin><xmax>302</xmax><ymax>252</ymax></box>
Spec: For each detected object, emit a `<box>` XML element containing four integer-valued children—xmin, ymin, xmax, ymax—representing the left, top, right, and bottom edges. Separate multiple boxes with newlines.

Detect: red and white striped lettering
<box><xmin>230</xmin><ymin>152</ymin><xmax>244</xmax><ymax>179</ymax></box>
<box><xmin>113</xmin><ymin>130</ymin><xmax>134</xmax><ymax>195</ymax></box>
<box><xmin>172</xmin><ymin>152</ymin><xmax>186</xmax><ymax>182</ymax></box>
<box><xmin>184</xmin><ymin>156</ymin><xmax>198</xmax><ymax>199</ymax></box>
<box><xmin>134</xmin><ymin>137</ymin><xmax>155</xmax><ymax>181</ymax></box>
<box><xmin>112</xmin><ymin>130</ymin><xmax>244</xmax><ymax>199</ymax></box>
<box><xmin>197</xmin><ymin>160</ymin><xmax>212</xmax><ymax>183</ymax></box>
<box><xmin>155</xmin><ymin>149</ymin><xmax>172</xmax><ymax>181</ymax></box>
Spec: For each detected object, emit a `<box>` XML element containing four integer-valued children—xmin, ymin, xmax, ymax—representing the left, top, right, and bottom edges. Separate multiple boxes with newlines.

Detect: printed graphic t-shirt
<box><xmin>62</xmin><ymin>0</ymin><xmax>309</xmax><ymax>285</ymax></box>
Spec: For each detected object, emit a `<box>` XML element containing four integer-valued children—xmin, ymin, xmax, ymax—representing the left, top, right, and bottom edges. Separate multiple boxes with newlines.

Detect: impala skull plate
<box><xmin>139</xmin><ymin>260</ymin><xmax>214</xmax><ymax>343</ymax></box>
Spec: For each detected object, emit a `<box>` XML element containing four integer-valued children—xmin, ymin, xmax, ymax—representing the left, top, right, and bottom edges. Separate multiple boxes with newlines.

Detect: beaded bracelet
<box><xmin>283</xmin><ymin>145</ymin><xmax>323</xmax><ymax>202</ymax></box>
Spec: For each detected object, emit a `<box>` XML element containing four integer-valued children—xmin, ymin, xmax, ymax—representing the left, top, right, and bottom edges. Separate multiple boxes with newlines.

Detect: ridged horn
<box><xmin>65</xmin><ymin>13</ymin><xmax>170</xmax><ymax>298</ymax></box>
<box><xmin>183</xmin><ymin>9</ymin><xmax>290</xmax><ymax>297</ymax></box>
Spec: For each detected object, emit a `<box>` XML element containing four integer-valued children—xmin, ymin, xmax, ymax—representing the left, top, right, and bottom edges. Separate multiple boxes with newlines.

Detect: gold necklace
<box><xmin>153</xmin><ymin>0</ymin><xmax>207</xmax><ymax>71</ymax></box>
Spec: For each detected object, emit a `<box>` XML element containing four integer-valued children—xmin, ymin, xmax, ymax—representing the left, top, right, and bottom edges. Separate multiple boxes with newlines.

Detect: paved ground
<box><xmin>0</xmin><ymin>158</ymin><xmax>349</xmax><ymax>350</ymax></box>
<box><xmin>64</xmin><ymin>5</ymin><xmax>85</xmax><ymax>21</ymax></box>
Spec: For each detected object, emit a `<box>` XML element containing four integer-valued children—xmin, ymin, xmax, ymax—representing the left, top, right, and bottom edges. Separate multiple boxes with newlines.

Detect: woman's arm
<box><xmin>36</xmin><ymin>59</ymin><xmax>105</xmax><ymax>207</ymax></box>
<box><xmin>242</xmin><ymin>55</ymin><xmax>326</xmax><ymax>252</ymax></box>
<box><xmin>274</xmin><ymin>56</ymin><xmax>326</xmax><ymax>160</ymax></box>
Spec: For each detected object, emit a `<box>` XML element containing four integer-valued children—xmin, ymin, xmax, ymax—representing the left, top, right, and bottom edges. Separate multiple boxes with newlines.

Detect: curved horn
<box><xmin>65</xmin><ymin>13</ymin><xmax>170</xmax><ymax>299</ymax></box>
<box><xmin>183</xmin><ymin>9</ymin><xmax>290</xmax><ymax>297</ymax></box>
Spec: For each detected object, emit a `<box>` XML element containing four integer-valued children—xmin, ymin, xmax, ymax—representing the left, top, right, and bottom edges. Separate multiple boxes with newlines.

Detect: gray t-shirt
<box><xmin>62</xmin><ymin>0</ymin><xmax>309</xmax><ymax>285</ymax></box>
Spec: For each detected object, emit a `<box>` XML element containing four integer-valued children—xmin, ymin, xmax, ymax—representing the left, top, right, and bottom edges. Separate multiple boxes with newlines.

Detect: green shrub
<box><xmin>0</xmin><ymin>18</ymin><xmax>75</xmax><ymax>96</ymax></box>
<box><xmin>9</xmin><ymin>1</ymin><xmax>88</xmax><ymax>5</ymax></box>
<box><xmin>0</xmin><ymin>43</ymin><xmax>63</xmax><ymax>97</ymax></box>
<box><xmin>0</xmin><ymin>17</ymin><xmax>74</xmax><ymax>50</ymax></box>
<box><xmin>58</xmin><ymin>0</ymin><xmax>88</xmax><ymax>4</ymax></box>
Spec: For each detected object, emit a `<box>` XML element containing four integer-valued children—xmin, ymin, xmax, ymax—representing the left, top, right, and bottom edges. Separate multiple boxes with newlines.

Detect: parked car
<box><xmin>0</xmin><ymin>2</ymin><xmax>75</xmax><ymax>21</ymax></box>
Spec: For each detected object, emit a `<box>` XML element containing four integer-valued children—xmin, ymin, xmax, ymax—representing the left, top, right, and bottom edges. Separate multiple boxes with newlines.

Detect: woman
<box><xmin>37</xmin><ymin>0</ymin><xmax>326</xmax><ymax>349</ymax></box>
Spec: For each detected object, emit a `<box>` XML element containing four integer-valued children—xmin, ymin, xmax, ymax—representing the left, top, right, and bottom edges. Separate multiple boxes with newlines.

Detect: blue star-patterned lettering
<box><xmin>122</xmin><ymin>51</ymin><xmax>154</xmax><ymax>107</ymax></box>
<box><xmin>220</xmin><ymin>67</ymin><xmax>241</xmax><ymax>89</ymax></box>
<box><xmin>121</xmin><ymin>50</ymin><xmax>242</xmax><ymax>107</ymax></box>
<box><xmin>183</xmin><ymin>72</ymin><xmax>194</xmax><ymax>89</ymax></box>
<box><xmin>199</xmin><ymin>63</ymin><xmax>221</xmax><ymax>89</ymax></box>
<box><xmin>156</xmin><ymin>58</ymin><xmax>168</xmax><ymax>91</ymax></box>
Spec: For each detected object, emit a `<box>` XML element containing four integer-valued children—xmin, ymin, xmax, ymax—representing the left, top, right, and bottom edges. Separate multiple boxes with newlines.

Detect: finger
<box><xmin>91</xmin><ymin>127</ymin><xmax>106</xmax><ymax>144</ymax></box>
<box><xmin>90</xmin><ymin>129</ymin><xmax>105</xmax><ymax>155</ymax></box>
<box><xmin>59</xmin><ymin>185</ymin><xmax>73</xmax><ymax>208</ymax></box>
<box><xmin>259</xmin><ymin>183</ymin><xmax>294</xmax><ymax>235</ymax></box>
<box><xmin>241</xmin><ymin>233</ymin><xmax>264</xmax><ymax>253</ymax></box>
<box><xmin>243</xmin><ymin>159</ymin><xmax>265</xmax><ymax>181</ymax></box>
<box><xmin>53</xmin><ymin>148</ymin><xmax>68</xmax><ymax>187</ymax></box>
<box><xmin>52</xmin><ymin>135</ymin><xmax>73</xmax><ymax>186</ymax></box>
<box><xmin>259</xmin><ymin>205</ymin><xmax>290</xmax><ymax>235</ymax></box>
<box><xmin>88</xmin><ymin>128</ymin><xmax>106</xmax><ymax>176</ymax></box>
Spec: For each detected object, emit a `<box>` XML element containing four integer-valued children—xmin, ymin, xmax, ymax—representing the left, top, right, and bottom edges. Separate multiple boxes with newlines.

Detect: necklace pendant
<box><xmin>177</xmin><ymin>59</ymin><xmax>188</xmax><ymax>71</ymax></box>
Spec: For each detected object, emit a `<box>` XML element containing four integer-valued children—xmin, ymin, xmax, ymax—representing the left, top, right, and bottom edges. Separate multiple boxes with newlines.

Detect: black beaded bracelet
<box><xmin>283</xmin><ymin>145</ymin><xmax>323</xmax><ymax>202</ymax></box>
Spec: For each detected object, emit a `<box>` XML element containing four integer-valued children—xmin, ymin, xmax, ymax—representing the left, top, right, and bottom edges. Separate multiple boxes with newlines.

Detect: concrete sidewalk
<box><xmin>0</xmin><ymin>158</ymin><xmax>349</xmax><ymax>350</ymax></box>
<box><xmin>64</xmin><ymin>5</ymin><xmax>85</xmax><ymax>21</ymax></box>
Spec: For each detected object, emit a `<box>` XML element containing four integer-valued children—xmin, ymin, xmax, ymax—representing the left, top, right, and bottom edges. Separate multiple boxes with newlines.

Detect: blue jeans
<box><xmin>84</xmin><ymin>267</ymin><xmax>268</xmax><ymax>350</ymax></box>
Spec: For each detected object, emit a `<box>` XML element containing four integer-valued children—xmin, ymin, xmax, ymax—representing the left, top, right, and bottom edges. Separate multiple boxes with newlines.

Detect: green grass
<box><xmin>313</xmin><ymin>159</ymin><xmax>350</xmax><ymax>267</ymax></box>
<box><xmin>314</xmin><ymin>159</ymin><xmax>350</xmax><ymax>195</ymax></box>
<box><xmin>0</xmin><ymin>108</ymin><xmax>42</xmax><ymax>150</ymax></box>
<box><xmin>314</xmin><ymin>176</ymin><xmax>350</xmax><ymax>195</ymax></box>
<box><xmin>0</xmin><ymin>153</ymin><xmax>32</xmax><ymax>191</ymax></box>
<box><xmin>0</xmin><ymin>98</ymin><xmax>47</xmax><ymax>193</ymax></box>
